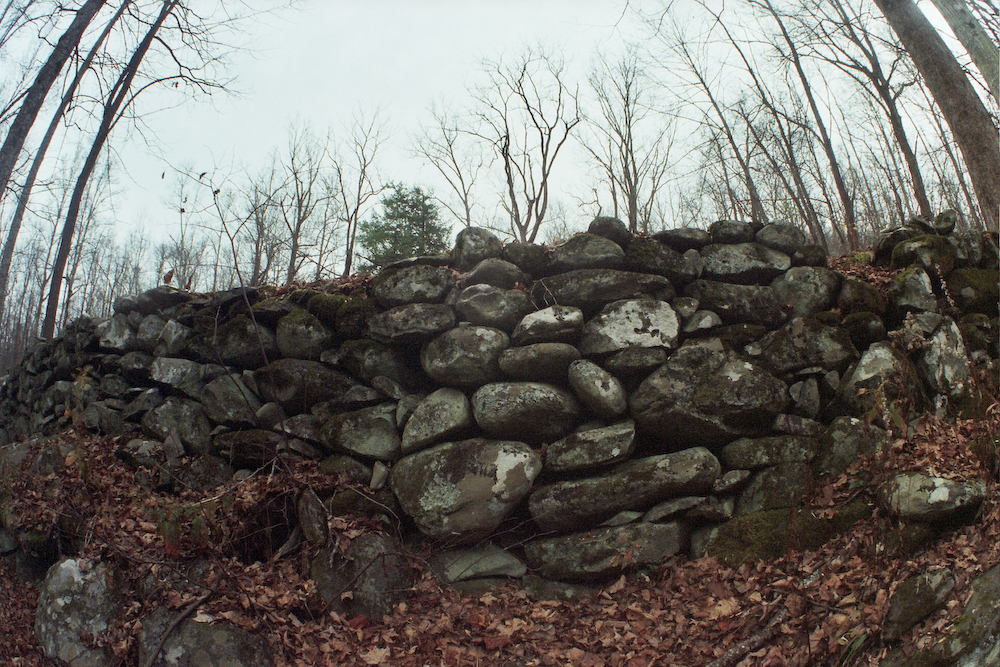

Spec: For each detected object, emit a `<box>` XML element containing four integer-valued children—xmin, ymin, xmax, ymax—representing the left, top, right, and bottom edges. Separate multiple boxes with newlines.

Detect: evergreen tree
<box><xmin>357</xmin><ymin>184</ymin><xmax>452</xmax><ymax>271</ymax></box>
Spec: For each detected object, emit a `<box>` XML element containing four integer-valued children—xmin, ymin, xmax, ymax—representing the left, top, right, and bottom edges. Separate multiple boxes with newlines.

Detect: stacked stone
<box><xmin>0</xmin><ymin>215</ymin><xmax>996</xmax><ymax>585</ymax></box>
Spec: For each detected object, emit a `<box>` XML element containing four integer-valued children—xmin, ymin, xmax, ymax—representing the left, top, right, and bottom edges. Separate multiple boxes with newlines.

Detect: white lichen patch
<box><xmin>492</xmin><ymin>448</ymin><xmax>539</xmax><ymax>497</ymax></box>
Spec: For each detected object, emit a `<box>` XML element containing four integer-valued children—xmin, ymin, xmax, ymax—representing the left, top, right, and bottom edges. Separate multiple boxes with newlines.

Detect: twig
<box><xmin>143</xmin><ymin>587</ymin><xmax>215</xmax><ymax>667</ymax></box>
<box><xmin>705</xmin><ymin>607</ymin><xmax>790</xmax><ymax>667</ymax></box>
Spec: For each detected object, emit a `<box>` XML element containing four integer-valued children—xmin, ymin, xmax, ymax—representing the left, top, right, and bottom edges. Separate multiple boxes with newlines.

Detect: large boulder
<box><xmin>149</xmin><ymin>357</ymin><xmax>205</xmax><ymax>399</ymax></box>
<box><xmin>700</xmin><ymin>243</ymin><xmax>791</xmax><ymax>284</ymax></box>
<box><xmin>34</xmin><ymin>558</ymin><xmax>120</xmax><ymax>667</ymax></box>
<box><xmin>524</xmin><ymin>522</ymin><xmax>686</xmax><ymax>581</ymax></box>
<box><xmin>420</xmin><ymin>326</ymin><xmax>508</xmax><ymax>387</ymax></box>
<box><xmin>254</xmin><ymin>359</ymin><xmax>365</xmax><ymax>415</ymax></box>
<box><xmin>207</xmin><ymin>314</ymin><xmax>278</xmax><ymax>368</ymax></box>
<box><xmin>544</xmin><ymin>420</ymin><xmax>637</xmax><ymax>473</ymax></box>
<box><xmin>201</xmin><ymin>373</ymin><xmax>262</xmax><ymax>425</ymax></box>
<box><xmin>528</xmin><ymin>447</ymin><xmax>720</xmax><ymax>532</ymax></box>
<box><xmin>453</xmin><ymin>284</ymin><xmax>533</xmax><ymax>331</ymax></box>
<box><xmin>756</xmin><ymin>220</ymin><xmax>806</xmax><ymax>255</ymax></box>
<box><xmin>453</xmin><ymin>227</ymin><xmax>502</xmax><ymax>271</ymax></box>
<box><xmin>838</xmin><ymin>341</ymin><xmax>925</xmax><ymax>418</ymax></box>
<box><xmin>390</xmin><ymin>438</ymin><xmax>542</xmax><ymax>544</ymax></box>
<box><xmin>945</xmin><ymin>268</ymin><xmax>999</xmax><ymax>316</ymax></box>
<box><xmin>567</xmin><ymin>359</ymin><xmax>627</xmax><ymax>420</ymax></box>
<box><xmin>511</xmin><ymin>305</ymin><xmax>585</xmax><ymax>345</ymax></box>
<box><xmin>400</xmin><ymin>388</ymin><xmax>474</xmax><ymax>454</ymax></box>
<box><xmin>366</xmin><ymin>303</ymin><xmax>457</xmax><ymax>345</ymax></box>
<box><xmin>498</xmin><ymin>343</ymin><xmax>581</xmax><ymax>381</ymax></box>
<box><xmin>532</xmin><ymin>269</ymin><xmax>674</xmax><ymax>315</ymax></box>
<box><xmin>630</xmin><ymin>338</ymin><xmax>789</xmax><ymax>450</ymax></box>
<box><xmin>735</xmin><ymin>462</ymin><xmax>813</xmax><ymax>515</ymax></box>
<box><xmin>683</xmin><ymin>280</ymin><xmax>787</xmax><ymax>327</ymax></box>
<box><xmin>321</xmin><ymin>403</ymin><xmax>400</xmax><ymax>461</ymax></box>
<box><xmin>813</xmin><ymin>417</ymin><xmax>887</xmax><ymax>477</ymax></box>
<box><xmin>370</xmin><ymin>264</ymin><xmax>456</xmax><ymax>307</ymax></box>
<box><xmin>275</xmin><ymin>309</ymin><xmax>335</xmax><ymax>360</ymax></box>
<box><xmin>578</xmin><ymin>299</ymin><xmax>679</xmax><ymax>356</ymax></box>
<box><xmin>548</xmin><ymin>233</ymin><xmax>625</xmax><ymax>273</ymax></box>
<box><xmin>138</xmin><ymin>606</ymin><xmax>274</xmax><ymax>667</ymax></box>
<box><xmin>471</xmin><ymin>382</ymin><xmax>582</xmax><ymax>444</ymax></box>
<box><xmin>770</xmin><ymin>266</ymin><xmax>841</xmax><ymax>318</ymax></box>
<box><xmin>623</xmin><ymin>236</ymin><xmax>701</xmax><ymax>285</ymax></box>
<box><xmin>465</xmin><ymin>258</ymin><xmax>530</xmax><ymax>290</ymax></box>
<box><xmin>310</xmin><ymin>532</ymin><xmax>414</xmax><ymax>619</ymax></box>
<box><xmin>880</xmin><ymin>472</ymin><xmax>986</xmax><ymax>523</ymax></box>
<box><xmin>141</xmin><ymin>397</ymin><xmax>213</xmax><ymax>455</ymax></box>
<box><xmin>751</xmin><ymin>317</ymin><xmax>859</xmax><ymax>375</ymax></box>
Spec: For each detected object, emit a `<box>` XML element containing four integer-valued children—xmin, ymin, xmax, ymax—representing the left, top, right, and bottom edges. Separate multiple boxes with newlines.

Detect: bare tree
<box><xmin>583</xmin><ymin>47</ymin><xmax>675</xmax><ymax>233</ymax></box>
<box><xmin>0</xmin><ymin>0</ymin><xmax>130</xmax><ymax>326</ymax></box>
<box><xmin>930</xmin><ymin>0</ymin><xmax>998</xmax><ymax>101</ymax></box>
<box><xmin>471</xmin><ymin>47</ymin><xmax>581</xmax><ymax>242</ymax></box>
<box><xmin>413</xmin><ymin>104</ymin><xmax>485</xmax><ymax>228</ymax></box>
<box><xmin>276</xmin><ymin>122</ymin><xmax>331</xmax><ymax>283</ymax></box>
<box><xmin>0</xmin><ymin>0</ymin><xmax>106</xmax><ymax>210</ymax></box>
<box><xmin>873</xmin><ymin>0</ymin><xmax>1000</xmax><ymax>232</ymax></box>
<box><xmin>334</xmin><ymin>111</ymin><xmax>384</xmax><ymax>277</ymax></box>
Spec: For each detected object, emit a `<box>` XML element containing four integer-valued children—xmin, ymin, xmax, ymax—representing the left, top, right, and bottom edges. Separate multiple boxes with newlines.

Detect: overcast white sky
<box><xmin>115</xmin><ymin>0</ymin><xmax>671</xmax><ymax>237</ymax></box>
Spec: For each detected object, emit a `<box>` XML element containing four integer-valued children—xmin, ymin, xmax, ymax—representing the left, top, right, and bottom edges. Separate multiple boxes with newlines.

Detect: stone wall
<box><xmin>1</xmin><ymin>214</ymin><xmax>997</xmax><ymax>585</ymax></box>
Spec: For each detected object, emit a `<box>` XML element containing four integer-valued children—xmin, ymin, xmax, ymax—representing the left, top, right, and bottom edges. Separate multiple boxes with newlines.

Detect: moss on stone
<box><xmin>706</xmin><ymin>500</ymin><xmax>872</xmax><ymax>566</ymax></box>
<box><xmin>288</xmin><ymin>289</ymin><xmax>320</xmax><ymax>306</ymax></box>
<box><xmin>335</xmin><ymin>298</ymin><xmax>378</xmax><ymax>337</ymax></box>
<box><xmin>307</xmin><ymin>293</ymin><xmax>348</xmax><ymax>327</ymax></box>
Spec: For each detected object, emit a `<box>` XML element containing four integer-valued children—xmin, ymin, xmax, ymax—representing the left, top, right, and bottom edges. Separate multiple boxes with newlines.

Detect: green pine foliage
<box><xmin>356</xmin><ymin>184</ymin><xmax>452</xmax><ymax>272</ymax></box>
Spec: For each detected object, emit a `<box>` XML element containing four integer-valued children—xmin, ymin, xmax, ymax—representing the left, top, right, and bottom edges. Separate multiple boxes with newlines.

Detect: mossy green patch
<box><xmin>704</xmin><ymin>500</ymin><xmax>871</xmax><ymax>566</ymax></box>
<box><xmin>336</xmin><ymin>298</ymin><xmax>378</xmax><ymax>337</ymax></box>
<box><xmin>288</xmin><ymin>289</ymin><xmax>320</xmax><ymax>306</ymax></box>
<box><xmin>307</xmin><ymin>293</ymin><xmax>348</xmax><ymax>327</ymax></box>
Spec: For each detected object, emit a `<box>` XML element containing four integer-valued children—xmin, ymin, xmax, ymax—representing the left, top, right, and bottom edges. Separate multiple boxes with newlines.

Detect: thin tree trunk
<box><xmin>0</xmin><ymin>0</ymin><xmax>129</xmax><ymax>326</ymax></box>
<box><xmin>0</xmin><ymin>0</ymin><xmax>106</xmax><ymax>206</ymax></box>
<box><xmin>42</xmin><ymin>0</ymin><xmax>178</xmax><ymax>338</ymax></box>
<box><xmin>874</xmin><ymin>0</ymin><xmax>1000</xmax><ymax>232</ymax></box>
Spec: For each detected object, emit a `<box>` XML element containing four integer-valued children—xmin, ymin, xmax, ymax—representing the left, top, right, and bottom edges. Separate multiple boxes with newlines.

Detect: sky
<box><xmin>115</xmin><ymin>0</ymin><xmax>660</xmax><ymax>238</ymax></box>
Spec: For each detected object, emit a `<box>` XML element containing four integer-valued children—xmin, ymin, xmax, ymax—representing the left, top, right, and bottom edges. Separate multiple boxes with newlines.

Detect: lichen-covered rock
<box><xmin>770</xmin><ymin>266</ymin><xmax>841</xmax><ymax>318</ymax></box>
<box><xmin>310</xmin><ymin>532</ymin><xmax>414</xmax><ymax>619</ymax></box>
<box><xmin>141</xmin><ymin>397</ymin><xmax>213</xmax><ymax>455</ymax></box>
<box><xmin>735</xmin><ymin>462</ymin><xmax>813</xmax><ymax>515</ymax></box>
<box><xmin>34</xmin><ymin>558</ymin><xmax>119</xmax><ymax>667</ymax></box>
<box><xmin>630</xmin><ymin>338</ymin><xmax>789</xmax><ymax>450</ymax></box>
<box><xmin>208</xmin><ymin>314</ymin><xmax>278</xmax><ymax>368</ymax></box>
<box><xmin>96</xmin><ymin>313</ymin><xmax>135</xmax><ymax>352</ymax></box>
<box><xmin>588</xmin><ymin>216</ymin><xmax>632</xmax><ymax>249</ymax></box>
<box><xmin>883</xmin><ymin>570</ymin><xmax>956</xmax><ymax>642</ymax></box>
<box><xmin>813</xmin><ymin>417</ymin><xmax>888</xmax><ymax>477</ymax></box>
<box><xmin>709</xmin><ymin>220</ymin><xmax>754</xmax><ymax>244</ymax></box>
<box><xmin>945</xmin><ymin>267</ymin><xmax>1000</xmax><ymax>316</ymax></box>
<box><xmin>201</xmin><ymin>373</ymin><xmax>262</xmax><ymax>425</ymax></box>
<box><xmin>453</xmin><ymin>227</ymin><xmax>502</xmax><ymax>272</ymax></box>
<box><xmin>453</xmin><ymin>284</ymin><xmax>533</xmax><ymax>332</ymax></box>
<box><xmin>335</xmin><ymin>339</ymin><xmax>424</xmax><ymax>390</ymax></box>
<box><xmin>700</xmin><ymin>243</ymin><xmax>791</xmax><ymax>285</ymax></box>
<box><xmin>528</xmin><ymin>447</ymin><xmax>720</xmax><ymax>532</ymax></box>
<box><xmin>602</xmin><ymin>346</ymin><xmax>670</xmax><ymax>379</ymax></box>
<box><xmin>756</xmin><ymin>220</ymin><xmax>806</xmax><ymax>255</ymax></box>
<box><xmin>149</xmin><ymin>357</ymin><xmax>205</xmax><ymax>399</ymax></box>
<box><xmin>623</xmin><ymin>236</ymin><xmax>700</xmax><ymax>285</ymax></box>
<box><xmin>683</xmin><ymin>280</ymin><xmax>787</xmax><ymax>327</ymax></box>
<box><xmin>135</xmin><ymin>314</ymin><xmax>166</xmax><ymax>352</ymax></box>
<box><xmin>839</xmin><ymin>341</ymin><xmax>925</xmax><ymax>418</ymax></box>
<box><xmin>471</xmin><ymin>382</ymin><xmax>582</xmax><ymax>444</ymax></box>
<box><xmin>751</xmin><ymin>316</ymin><xmax>859</xmax><ymax>375</ymax></box>
<box><xmin>401</xmin><ymin>388</ymin><xmax>474</xmax><ymax>454</ymax></box>
<box><xmin>837</xmin><ymin>277</ymin><xmax>888</xmax><ymax>316</ymax></box>
<box><xmin>721</xmin><ymin>435</ymin><xmax>820</xmax><ymax>469</ymax></box>
<box><xmin>420</xmin><ymin>326</ymin><xmax>508</xmax><ymax>387</ymax></box>
<box><xmin>544</xmin><ymin>420</ymin><xmax>636</xmax><ymax>473</ymax></box>
<box><xmin>903</xmin><ymin>314</ymin><xmax>972</xmax><ymax>405</ymax></box>
<box><xmin>567</xmin><ymin>359</ymin><xmax>627</xmax><ymax>420</ymax></box>
<box><xmin>578</xmin><ymin>299</ymin><xmax>679</xmax><ymax>356</ymax></box>
<box><xmin>367</xmin><ymin>303</ymin><xmax>456</xmax><ymax>345</ymax></box>
<box><xmin>321</xmin><ymin>403</ymin><xmax>400</xmax><ymax>461</ymax></box>
<box><xmin>548</xmin><ymin>233</ymin><xmax>625</xmax><ymax>273</ymax></box>
<box><xmin>254</xmin><ymin>358</ymin><xmax>365</xmax><ymax>415</ymax></box>
<box><xmin>138</xmin><ymin>606</ymin><xmax>274</xmax><ymax>667</ymax></box>
<box><xmin>532</xmin><ymin>269</ymin><xmax>674</xmax><ymax>314</ymax></box>
<box><xmin>891</xmin><ymin>234</ymin><xmax>957</xmax><ymax>277</ymax></box>
<box><xmin>524</xmin><ymin>522</ymin><xmax>686</xmax><ymax>581</ymax></box>
<box><xmin>511</xmin><ymin>305</ymin><xmax>584</xmax><ymax>345</ymax></box>
<box><xmin>502</xmin><ymin>241</ymin><xmax>548</xmax><ymax>276</ymax></box>
<box><xmin>880</xmin><ymin>472</ymin><xmax>986</xmax><ymax>523</ymax></box>
<box><xmin>370</xmin><ymin>264</ymin><xmax>456</xmax><ymax>307</ymax></box>
<box><xmin>654</xmin><ymin>226</ymin><xmax>713</xmax><ymax>252</ymax></box>
<box><xmin>464</xmin><ymin>258</ymin><xmax>530</xmax><ymax>291</ymax></box>
<box><xmin>498</xmin><ymin>342</ymin><xmax>581</xmax><ymax>381</ymax></box>
<box><xmin>886</xmin><ymin>266</ymin><xmax>938</xmax><ymax>322</ymax></box>
<box><xmin>390</xmin><ymin>438</ymin><xmax>542</xmax><ymax>544</ymax></box>
<box><xmin>430</xmin><ymin>544</ymin><xmax>527</xmax><ymax>583</ymax></box>
<box><xmin>276</xmin><ymin>308</ymin><xmax>335</xmax><ymax>360</ymax></box>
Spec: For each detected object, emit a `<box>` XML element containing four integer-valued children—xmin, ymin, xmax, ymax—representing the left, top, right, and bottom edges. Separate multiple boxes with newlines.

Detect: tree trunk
<box><xmin>930</xmin><ymin>0</ymin><xmax>999</xmax><ymax>101</ymax></box>
<box><xmin>0</xmin><ymin>0</ymin><xmax>129</xmax><ymax>327</ymax></box>
<box><xmin>42</xmin><ymin>0</ymin><xmax>178</xmax><ymax>338</ymax></box>
<box><xmin>874</xmin><ymin>0</ymin><xmax>1000</xmax><ymax>232</ymax></box>
<box><xmin>0</xmin><ymin>0</ymin><xmax>106</xmax><ymax>207</ymax></box>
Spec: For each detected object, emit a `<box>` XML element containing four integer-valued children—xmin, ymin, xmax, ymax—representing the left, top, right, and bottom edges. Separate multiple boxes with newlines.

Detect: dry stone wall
<box><xmin>1</xmin><ymin>215</ymin><xmax>998</xmax><ymax>588</ymax></box>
